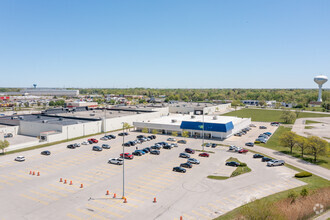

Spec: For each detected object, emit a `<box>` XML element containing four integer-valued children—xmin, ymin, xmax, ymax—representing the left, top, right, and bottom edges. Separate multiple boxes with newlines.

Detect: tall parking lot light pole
<box><xmin>121</xmin><ymin>122</ymin><xmax>125</xmax><ymax>199</ymax></box>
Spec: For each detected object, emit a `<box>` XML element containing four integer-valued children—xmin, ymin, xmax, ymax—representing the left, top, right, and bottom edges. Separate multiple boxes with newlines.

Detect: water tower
<box><xmin>33</xmin><ymin>84</ymin><xmax>37</xmax><ymax>89</ymax></box>
<box><xmin>314</xmin><ymin>75</ymin><xmax>328</xmax><ymax>102</ymax></box>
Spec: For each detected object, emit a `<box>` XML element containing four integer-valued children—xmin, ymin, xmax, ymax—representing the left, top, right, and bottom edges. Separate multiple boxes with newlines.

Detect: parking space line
<box><xmin>29</xmin><ymin>190</ymin><xmax>58</xmax><ymax>201</ymax></box>
<box><xmin>126</xmin><ymin>186</ymin><xmax>155</xmax><ymax>196</ymax></box>
<box><xmin>139</xmin><ymin>177</ymin><xmax>171</xmax><ymax>185</ymax></box>
<box><xmin>128</xmin><ymin>183</ymin><xmax>161</xmax><ymax>192</ymax></box>
<box><xmin>93</xmin><ymin>200</ymin><xmax>133</xmax><ymax>211</ymax></box>
<box><xmin>40</xmin><ymin>187</ymin><xmax>67</xmax><ymax>197</ymax></box>
<box><xmin>215</xmin><ymin>200</ymin><xmax>226</xmax><ymax>206</ymax></box>
<box><xmin>133</xmin><ymin>180</ymin><xmax>166</xmax><ymax>189</ymax></box>
<box><xmin>0</xmin><ymin>175</ymin><xmax>22</xmax><ymax>182</ymax></box>
<box><xmin>86</xmin><ymin>204</ymin><xmax>123</xmax><ymax>218</ymax></box>
<box><xmin>200</xmin><ymin>206</ymin><xmax>213</xmax><ymax>213</ymax></box>
<box><xmin>11</xmin><ymin>173</ymin><xmax>32</xmax><ymax>180</ymax></box>
<box><xmin>0</xmin><ymin>179</ymin><xmax>13</xmax><ymax>186</ymax></box>
<box><xmin>20</xmin><ymin>194</ymin><xmax>49</xmax><ymax>205</ymax></box>
<box><xmin>67</xmin><ymin>213</ymin><xmax>83</xmax><ymax>220</ymax></box>
<box><xmin>49</xmin><ymin>184</ymin><xmax>75</xmax><ymax>193</ymax></box>
<box><xmin>182</xmin><ymin>213</ymin><xmax>195</xmax><ymax>220</ymax></box>
<box><xmin>191</xmin><ymin>210</ymin><xmax>211</xmax><ymax>219</ymax></box>
<box><xmin>76</xmin><ymin>208</ymin><xmax>108</xmax><ymax>220</ymax></box>
<box><xmin>143</xmin><ymin>174</ymin><xmax>173</xmax><ymax>182</ymax></box>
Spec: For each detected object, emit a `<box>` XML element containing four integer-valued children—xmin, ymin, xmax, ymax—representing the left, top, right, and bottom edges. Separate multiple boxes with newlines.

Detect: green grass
<box><xmin>207</xmin><ymin>176</ymin><xmax>229</xmax><ymax>180</ymax></box>
<box><xmin>222</xmin><ymin>109</ymin><xmax>330</xmax><ymax>123</ymax></box>
<box><xmin>257</xmin><ymin>126</ymin><xmax>330</xmax><ymax>169</ymax></box>
<box><xmin>193</xmin><ymin>149</ymin><xmax>215</xmax><ymax>154</ymax></box>
<box><xmin>216</xmin><ymin>173</ymin><xmax>330</xmax><ymax>220</ymax></box>
<box><xmin>226</xmin><ymin>157</ymin><xmax>251</xmax><ymax>177</ymax></box>
<box><xmin>305</xmin><ymin>120</ymin><xmax>322</xmax><ymax>124</ymax></box>
<box><xmin>304</xmin><ymin>126</ymin><xmax>315</xmax><ymax>129</ymax></box>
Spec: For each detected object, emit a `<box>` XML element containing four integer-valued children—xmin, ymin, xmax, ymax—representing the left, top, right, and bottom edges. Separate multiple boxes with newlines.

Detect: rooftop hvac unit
<box><xmin>171</xmin><ymin>119</ymin><xmax>177</xmax><ymax>123</ymax></box>
<box><xmin>59</xmin><ymin>118</ymin><xmax>63</xmax><ymax>121</ymax></box>
<box><xmin>191</xmin><ymin>115</ymin><xmax>195</xmax><ymax>119</ymax></box>
<box><xmin>42</xmin><ymin>120</ymin><xmax>48</xmax><ymax>123</ymax></box>
<box><xmin>90</xmin><ymin>114</ymin><xmax>95</xmax><ymax>116</ymax></box>
<box><xmin>213</xmin><ymin>116</ymin><xmax>217</xmax><ymax>120</ymax></box>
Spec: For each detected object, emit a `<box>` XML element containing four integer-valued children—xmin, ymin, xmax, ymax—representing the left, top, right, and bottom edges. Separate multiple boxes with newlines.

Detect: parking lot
<box><xmin>0</xmin><ymin>126</ymin><xmax>305</xmax><ymax>220</ymax></box>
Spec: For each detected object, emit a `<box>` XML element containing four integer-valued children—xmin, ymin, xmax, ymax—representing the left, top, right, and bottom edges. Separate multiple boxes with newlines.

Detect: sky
<box><xmin>0</xmin><ymin>0</ymin><xmax>329</xmax><ymax>89</ymax></box>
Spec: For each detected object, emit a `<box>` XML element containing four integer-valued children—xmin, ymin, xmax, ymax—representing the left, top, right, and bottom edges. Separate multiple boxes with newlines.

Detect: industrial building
<box><xmin>134</xmin><ymin>114</ymin><xmax>251</xmax><ymax>140</ymax></box>
<box><xmin>168</xmin><ymin>102</ymin><xmax>231</xmax><ymax>115</ymax></box>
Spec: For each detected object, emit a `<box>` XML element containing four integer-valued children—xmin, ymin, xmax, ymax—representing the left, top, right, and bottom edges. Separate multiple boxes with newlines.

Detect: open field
<box><xmin>222</xmin><ymin>109</ymin><xmax>330</xmax><ymax>123</ymax></box>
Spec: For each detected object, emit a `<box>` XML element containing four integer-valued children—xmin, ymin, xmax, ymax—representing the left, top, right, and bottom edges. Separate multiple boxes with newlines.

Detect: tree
<box><xmin>171</xmin><ymin>131</ymin><xmax>178</xmax><ymax>137</ymax></box>
<box><xmin>123</xmin><ymin>122</ymin><xmax>131</xmax><ymax>131</ymax></box>
<box><xmin>142</xmin><ymin>128</ymin><xmax>148</xmax><ymax>133</ymax></box>
<box><xmin>279</xmin><ymin>131</ymin><xmax>298</xmax><ymax>154</ymax></box>
<box><xmin>306</xmin><ymin>136</ymin><xmax>328</xmax><ymax>162</ymax></box>
<box><xmin>231</xmin><ymin>100</ymin><xmax>242</xmax><ymax>110</ymax></box>
<box><xmin>294</xmin><ymin>136</ymin><xmax>307</xmax><ymax>158</ymax></box>
<box><xmin>295</xmin><ymin>109</ymin><xmax>302</xmax><ymax>118</ymax></box>
<box><xmin>152</xmin><ymin>129</ymin><xmax>158</xmax><ymax>135</ymax></box>
<box><xmin>182</xmin><ymin>130</ymin><xmax>189</xmax><ymax>139</ymax></box>
<box><xmin>0</xmin><ymin>140</ymin><xmax>10</xmax><ymax>154</ymax></box>
<box><xmin>280</xmin><ymin>110</ymin><xmax>296</xmax><ymax>124</ymax></box>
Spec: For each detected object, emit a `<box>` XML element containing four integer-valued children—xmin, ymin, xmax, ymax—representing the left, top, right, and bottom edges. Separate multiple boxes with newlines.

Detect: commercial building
<box><xmin>134</xmin><ymin>114</ymin><xmax>251</xmax><ymax>140</ymax></box>
<box><xmin>20</xmin><ymin>88</ymin><xmax>79</xmax><ymax>97</ymax></box>
<box><xmin>168</xmin><ymin>102</ymin><xmax>231</xmax><ymax>115</ymax></box>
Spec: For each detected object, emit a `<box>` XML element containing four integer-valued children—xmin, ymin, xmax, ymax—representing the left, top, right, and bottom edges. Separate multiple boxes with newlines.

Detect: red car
<box><xmin>88</xmin><ymin>138</ymin><xmax>98</xmax><ymax>143</ymax></box>
<box><xmin>238</xmin><ymin>149</ymin><xmax>249</xmax><ymax>153</ymax></box>
<box><xmin>199</xmin><ymin>153</ymin><xmax>209</xmax><ymax>157</ymax></box>
<box><xmin>120</xmin><ymin>153</ymin><xmax>134</xmax><ymax>159</ymax></box>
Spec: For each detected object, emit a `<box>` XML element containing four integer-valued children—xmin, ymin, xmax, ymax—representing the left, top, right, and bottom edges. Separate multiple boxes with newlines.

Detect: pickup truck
<box><xmin>267</xmin><ymin>160</ymin><xmax>285</xmax><ymax>167</ymax></box>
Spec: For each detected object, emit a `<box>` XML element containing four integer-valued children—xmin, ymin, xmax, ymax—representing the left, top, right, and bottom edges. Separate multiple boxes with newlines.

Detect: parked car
<box><xmin>245</xmin><ymin>142</ymin><xmax>254</xmax><ymax>147</ymax></box>
<box><xmin>173</xmin><ymin>167</ymin><xmax>186</xmax><ymax>173</ymax></box>
<box><xmin>205</xmin><ymin>143</ymin><xmax>211</xmax><ymax>147</ymax></box>
<box><xmin>163</xmin><ymin>144</ymin><xmax>172</xmax><ymax>150</ymax></box>
<box><xmin>147</xmin><ymin>135</ymin><xmax>154</xmax><ymax>140</ymax></box>
<box><xmin>15</xmin><ymin>156</ymin><xmax>25</xmax><ymax>162</ymax></box>
<box><xmin>41</xmin><ymin>151</ymin><xmax>51</xmax><ymax>155</ymax></box>
<box><xmin>4</xmin><ymin>133</ymin><xmax>13</xmax><ymax>138</ymax></box>
<box><xmin>150</xmin><ymin>135</ymin><xmax>156</xmax><ymax>139</ymax></box>
<box><xmin>137</xmin><ymin>135</ymin><xmax>145</xmax><ymax>139</ymax></box>
<box><xmin>73</xmin><ymin>143</ymin><xmax>80</xmax><ymax>148</ymax></box>
<box><xmin>185</xmin><ymin>148</ymin><xmax>195</xmax><ymax>154</ymax></box>
<box><xmin>179</xmin><ymin>153</ymin><xmax>190</xmax><ymax>158</ymax></box>
<box><xmin>254</xmin><ymin>140</ymin><xmax>261</xmax><ymax>144</ymax></box>
<box><xmin>92</xmin><ymin>146</ymin><xmax>102</xmax><ymax>151</ymax></box>
<box><xmin>151</xmin><ymin>145</ymin><xmax>161</xmax><ymax>150</ymax></box>
<box><xmin>187</xmin><ymin>158</ymin><xmax>200</xmax><ymax>164</ymax></box>
<box><xmin>142</xmin><ymin>148</ymin><xmax>150</xmax><ymax>153</ymax></box>
<box><xmin>108</xmin><ymin>158</ymin><xmax>123</xmax><ymax>165</ymax></box>
<box><xmin>88</xmin><ymin>140</ymin><xmax>93</xmax><ymax>144</ymax></box>
<box><xmin>229</xmin><ymin>145</ymin><xmax>237</xmax><ymax>150</ymax></box>
<box><xmin>270</xmin><ymin>122</ymin><xmax>280</xmax><ymax>126</ymax></box>
<box><xmin>226</xmin><ymin>161</ymin><xmax>240</xmax><ymax>167</ymax></box>
<box><xmin>167</xmin><ymin>138</ymin><xmax>176</xmax><ymax>142</ymax></box>
<box><xmin>82</xmin><ymin>141</ymin><xmax>89</xmax><ymax>145</ymax></box>
<box><xmin>211</xmin><ymin>143</ymin><xmax>217</xmax><ymax>148</ymax></box>
<box><xmin>170</xmin><ymin>143</ymin><xmax>178</xmax><ymax>148</ymax></box>
<box><xmin>156</xmin><ymin>142</ymin><xmax>167</xmax><ymax>146</ymax></box>
<box><xmin>253</xmin><ymin>154</ymin><xmax>264</xmax><ymax>158</ymax></box>
<box><xmin>150</xmin><ymin>150</ymin><xmax>160</xmax><ymax>155</ymax></box>
<box><xmin>199</xmin><ymin>153</ymin><xmax>209</xmax><ymax>157</ymax></box>
<box><xmin>250</xmin><ymin>124</ymin><xmax>256</xmax><ymax>127</ymax></box>
<box><xmin>238</xmin><ymin>149</ymin><xmax>248</xmax><ymax>153</ymax></box>
<box><xmin>109</xmin><ymin>134</ymin><xmax>116</xmax><ymax>139</ymax></box>
<box><xmin>262</xmin><ymin>157</ymin><xmax>272</xmax><ymax>162</ymax></box>
<box><xmin>234</xmin><ymin>133</ymin><xmax>242</xmax><ymax>137</ymax></box>
<box><xmin>255</xmin><ymin>138</ymin><xmax>267</xmax><ymax>144</ymax></box>
<box><xmin>100</xmin><ymin>136</ymin><xmax>109</xmax><ymax>140</ymax></box>
<box><xmin>132</xmin><ymin>150</ymin><xmax>143</xmax><ymax>156</ymax></box>
<box><xmin>118</xmin><ymin>132</ymin><xmax>129</xmax><ymax>136</ymax></box>
<box><xmin>258</xmin><ymin>134</ymin><xmax>269</xmax><ymax>139</ymax></box>
<box><xmin>264</xmin><ymin>132</ymin><xmax>272</xmax><ymax>136</ymax></box>
<box><xmin>234</xmin><ymin>147</ymin><xmax>242</xmax><ymax>152</ymax></box>
<box><xmin>67</xmin><ymin>144</ymin><xmax>76</xmax><ymax>149</ymax></box>
<box><xmin>120</xmin><ymin>153</ymin><xmax>134</xmax><ymax>159</ymax></box>
<box><xmin>178</xmin><ymin>140</ymin><xmax>187</xmax><ymax>144</ymax></box>
<box><xmin>267</xmin><ymin>160</ymin><xmax>285</xmax><ymax>166</ymax></box>
<box><xmin>88</xmin><ymin>138</ymin><xmax>98</xmax><ymax>143</ymax></box>
<box><xmin>259</xmin><ymin>126</ymin><xmax>267</xmax><ymax>129</ymax></box>
<box><xmin>180</xmin><ymin>162</ymin><xmax>192</xmax><ymax>168</ymax></box>
<box><xmin>102</xmin><ymin>144</ymin><xmax>111</xmax><ymax>149</ymax></box>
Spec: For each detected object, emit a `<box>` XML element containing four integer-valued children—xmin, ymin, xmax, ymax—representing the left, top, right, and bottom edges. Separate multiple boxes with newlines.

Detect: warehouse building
<box><xmin>168</xmin><ymin>102</ymin><xmax>231</xmax><ymax>115</ymax></box>
<box><xmin>133</xmin><ymin>114</ymin><xmax>251</xmax><ymax>140</ymax></box>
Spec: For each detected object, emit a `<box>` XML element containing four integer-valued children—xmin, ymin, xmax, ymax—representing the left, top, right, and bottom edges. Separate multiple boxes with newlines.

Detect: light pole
<box><xmin>121</xmin><ymin>122</ymin><xmax>125</xmax><ymax>199</ymax></box>
<box><xmin>104</xmin><ymin>107</ymin><xmax>107</xmax><ymax>136</ymax></box>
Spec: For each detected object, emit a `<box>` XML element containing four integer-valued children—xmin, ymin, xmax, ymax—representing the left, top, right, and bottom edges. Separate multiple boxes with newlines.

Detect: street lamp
<box><xmin>121</xmin><ymin>122</ymin><xmax>125</xmax><ymax>199</ymax></box>
<box><xmin>202</xmin><ymin>111</ymin><xmax>205</xmax><ymax>151</ymax></box>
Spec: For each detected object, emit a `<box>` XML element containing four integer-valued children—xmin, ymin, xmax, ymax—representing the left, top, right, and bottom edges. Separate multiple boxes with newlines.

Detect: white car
<box><xmin>15</xmin><ymin>156</ymin><xmax>25</xmax><ymax>162</ymax></box>
<box><xmin>100</xmin><ymin>136</ymin><xmax>108</xmax><ymax>140</ymax></box>
<box><xmin>82</xmin><ymin>141</ymin><xmax>89</xmax><ymax>145</ymax></box>
<box><xmin>108</xmin><ymin>158</ymin><xmax>123</xmax><ymax>165</ymax></box>
<box><xmin>234</xmin><ymin>147</ymin><xmax>242</xmax><ymax>152</ymax></box>
<box><xmin>167</xmin><ymin>138</ymin><xmax>176</xmax><ymax>142</ymax></box>
<box><xmin>229</xmin><ymin>145</ymin><xmax>236</xmax><ymax>150</ymax></box>
<box><xmin>267</xmin><ymin>160</ymin><xmax>285</xmax><ymax>167</ymax></box>
<box><xmin>170</xmin><ymin>143</ymin><xmax>178</xmax><ymax>147</ymax></box>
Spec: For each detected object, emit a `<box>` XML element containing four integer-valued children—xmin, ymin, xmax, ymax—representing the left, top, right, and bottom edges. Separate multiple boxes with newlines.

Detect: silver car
<box><xmin>108</xmin><ymin>158</ymin><xmax>123</xmax><ymax>165</ymax></box>
<box><xmin>187</xmin><ymin>158</ymin><xmax>200</xmax><ymax>164</ymax></box>
<box><xmin>267</xmin><ymin>160</ymin><xmax>285</xmax><ymax>167</ymax></box>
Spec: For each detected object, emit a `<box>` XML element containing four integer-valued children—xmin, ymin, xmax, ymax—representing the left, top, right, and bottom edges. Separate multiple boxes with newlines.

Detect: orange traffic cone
<box><xmin>32</xmin><ymin>171</ymin><xmax>35</xmax><ymax>175</ymax></box>
<box><xmin>69</xmin><ymin>180</ymin><xmax>73</xmax><ymax>185</ymax></box>
<box><xmin>37</xmin><ymin>172</ymin><xmax>40</xmax><ymax>176</ymax></box>
<box><xmin>113</xmin><ymin>193</ymin><xmax>116</xmax><ymax>198</ymax></box>
<box><xmin>180</xmin><ymin>216</ymin><xmax>183</xmax><ymax>220</ymax></box>
<box><xmin>60</xmin><ymin>178</ymin><xmax>63</xmax><ymax>182</ymax></box>
<box><xmin>153</xmin><ymin>197</ymin><xmax>157</xmax><ymax>203</ymax></box>
<box><xmin>106</xmin><ymin>190</ymin><xmax>109</xmax><ymax>195</ymax></box>
<box><xmin>123</xmin><ymin>198</ymin><xmax>127</xmax><ymax>203</ymax></box>
<box><xmin>64</xmin><ymin>179</ymin><xmax>67</xmax><ymax>184</ymax></box>
<box><xmin>29</xmin><ymin>171</ymin><xmax>32</xmax><ymax>175</ymax></box>
<box><xmin>80</xmin><ymin>184</ymin><xmax>83</xmax><ymax>188</ymax></box>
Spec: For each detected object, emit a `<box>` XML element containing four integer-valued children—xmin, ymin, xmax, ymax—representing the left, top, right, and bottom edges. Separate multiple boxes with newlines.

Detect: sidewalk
<box><xmin>253</xmin><ymin>145</ymin><xmax>330</xmax><ymax>181</ymax></box>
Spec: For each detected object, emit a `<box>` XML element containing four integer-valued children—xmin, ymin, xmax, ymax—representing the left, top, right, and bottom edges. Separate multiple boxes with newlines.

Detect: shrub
<box><xmin>295</xmin><ymin>171</ymin><xmax>312</xmax><ymax>178</ymax></box>
<box><xmin>300</xmin><ymin>188</ymin><xmax>309</xmax><ymax>197</ymax></box>
<box><xmin>239</xmin><ymin>163</ymin><xmax>247</xmax><ymax>167</ymax></box>
<box><xmin>288</xmin><ymin>191</ymin><xmax>297</xmax><ymax>203</ymax></box>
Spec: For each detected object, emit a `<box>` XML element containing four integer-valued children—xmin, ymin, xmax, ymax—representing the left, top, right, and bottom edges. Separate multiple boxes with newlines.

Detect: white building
<box><xmin>168</xmin><ymin>102</ymin><xmax>231</xmax><ymax>115</ymax></box>
<box><xmin>20</xmin><ymin>88</ymin><xmax>79</xmax><ymax>97</ymax></box>
<box><xmin>134</xmin><ymin>114</ymin><xmax>251</xmax><ymax>140</ymax></box>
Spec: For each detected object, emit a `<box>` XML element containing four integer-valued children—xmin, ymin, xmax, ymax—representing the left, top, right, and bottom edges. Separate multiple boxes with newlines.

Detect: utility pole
<box><xmin>122</xmin><ymin>122</ymin><xmax>125</xmax><ymax>199</ymax></box>
<box><xmin>202</xmin><ymin>111</ymin><xmax>205</xmax><ymax>151</ymax></box>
